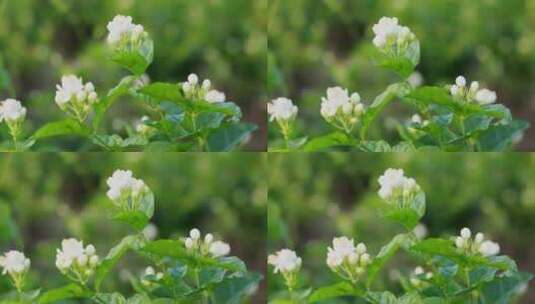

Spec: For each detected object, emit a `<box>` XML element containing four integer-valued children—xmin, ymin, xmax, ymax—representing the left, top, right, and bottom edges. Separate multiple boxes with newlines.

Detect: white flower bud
<box><xmin>90</xmin><ymin>255</ymin><xmax>99</xmax><ymax>266</ymax></box>
<box><xmin>470</xmin><ymin>81</ymin><xmax>479</xmax><ymax>92</ymax></box>
<box><xmin>356</xmin><ymin>243</ymin><xmax>367</xmax><ymax>254</ymax></box>
<box><xmin>189</xmin><ymin>228</ymin><xmax>201</xmax><ymax>240</ymax></box>
<box><xmin>202</xmin><ymin>79</ymin><xmax>211</xmax><ymax>90</ymax></box>
<box><xmin>450</xmin><ymin>85</ymin><xmax>459</xmax><ymax>96</ymax></box>
<box><xmin>360</xmin><ymin>253</ymin><xmax>371</xmax><ymax>265</ymax></box>
<box><xmin>456</xmin><ymin>76</ymin><xmax>466</xmax><ymax>87</ymax></box>
<box><xmin>187</xmin><ymin>74</ymin><xmax>198</xmax><ymax>85</ymax></box>
<box><xmin>475</xmin><ymin>233</ymin><xmax>484</xmax><ymax>243</ymax></box>
<box><xmin>185</xmin><ymin>238</ymin><xmax>194</xmax><ymax>249</ymax></box>
<box><xmin>85</xmin><ymin>82</ymin><xmax>95</xmax><ymax>92</ymax></box>
<box><xmin>156</xmin><ymin>272</ymin><xmax>164</xmax><ymax>280</ymax></box>
<box><xmin>85</xmin><ymin>245</ymin><xmax>96</xmax><ymax>256</ymax></box>
<box><xmin>350</xmin><ymin>92</ymin><xmax>361</xmax><ymax>103</ymax></box>
<box><xmin>455</xmin><ymin>236</ymin><xmax>465</xmax><ymax>248</ymax></box>
<box><xmin>182</xmin><ymin>82</ymin><xmax>192</xmax><ymax>93</ymax></box>
<box><xmin>145</xmin><ymin>266</ymin><xmax>155</xmax><ymax>276</ymax></box>
<box><xmin>204</xmin><ymin>233</ymin><xmax>214</xmax><ymax>244</ymax></box>
<box><xmin>460</xmin><ymin>228</ymin><xmax>471</xmax><ymax>239</ymax></box>
<box><xmin>88</xmin><ymin>92</ymin><xmax>98</xmax><ymax>103</ymax></box>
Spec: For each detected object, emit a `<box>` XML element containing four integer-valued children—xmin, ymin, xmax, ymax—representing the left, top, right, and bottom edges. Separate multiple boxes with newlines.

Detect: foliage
<box><xmin>0</xmin><ymin>153</ymin><xmax>267</xmax><ymax>303</ymax></box>
<box><xmin>268</xmin><ymin>0</ymin><xmax>535</xmax><ymax>150</ymax></box>
<box><xmin>268</xmin><ymin>153</ymin><xmax>535</xmax><ymax>303</ymax></box>
<box><xmin>0</xmin><ymin>0</ymin><xmax>266</xmax><ymax>151</ymax></box>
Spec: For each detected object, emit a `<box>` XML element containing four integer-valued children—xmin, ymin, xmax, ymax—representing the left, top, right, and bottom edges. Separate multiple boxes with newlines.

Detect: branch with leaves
<box><xmin>268</xmin><ymin>168</ymin><xmax>533</xmax><ymax>303</ymax></box>
<box><xmin>268</xmin><ymin>16</ymin><xmax>529</xmax><ymax>152</ymax></box>
<box><xmin>0</xmin><ymin>15</ymin><xmax>256</xmax><ymax>152</ymax></box>
<box><xmin>0</xmin><ymin>169</ymin><xmax>261</xmax><ymax>303</ymax></box>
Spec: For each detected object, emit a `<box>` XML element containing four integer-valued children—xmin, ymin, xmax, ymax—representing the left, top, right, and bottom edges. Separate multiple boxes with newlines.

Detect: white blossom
<box><xmin>205</xmin><ymin>90</ymin><xmax>226</xmax><ymax>103</ymax></box>
<box><xmin>321</xmin><ymin>87</ymin><xmax>351</xmax><ymax>118</ymax></box>
<box><xmin>475</xmin><ymin>89</ymin><xmax>497</xmax><ymax>105</ymax></box>
<box><xmin>106</xmin><ymin>169</ymin><xmax>148</xmax><ymax>203</ymax></box>
<box><xmin>107</xmin><ymin>15</ymin><xmax>146</xmax><ymax>45</ymax></box>
<box><xmin>320</xmin><ymin>87</ymin><xmax>365</xmax><ymax>133</ymax></box>
<box><xmin>55</xmin><ymin>239</ymin><xmax>99</xmax><ymax>274</ymax></box>
<box><xmin>479</xmin><ymin>240</ymin><xmax>500</xmax><ymax>257</ymax></box>
<box><xmin>454</xmin><ymin>228</ymin><xmax>500</xmax><ymax>257</ymax></box>
<box><xmin>408</xmin><ymin>72</ymin><xmax>424</xmax><ymax>88</ymax></box>
<box><xmin>209</xmin><ymin>241</ymin><xmax>231</xmax><ymax>257</ymax></box>
<box><xmin>372</xmin><ymin>17</ymin><xmax>415</xmax><ymax>49</ymax></box>
<box><xmin>268</xmin><ymin>97</ymin><xmax>298</xmax><ymax>122</ymax></box>
<box><xmin>54</xmin><ymin>75</ymin><xmax>98</xmax><ymax>121</ymax></box>
<box><xmin>327</xmin><ymin>236</ymin><xmax>356</xmax><ymax>268</ymax></box>
<box><xmin>142</xmin><ymin>223</ymin><xmax>159</xmax><ymax>240</ymax></box>
<box><xmin>378</xmin><ymin>168</ymin><xmax>420</xmax><ymax>201</ymax></box>
<box><xmin>0</xmin><ymin>251</ymin><xmax>30</xmax><ymax>275</ymax></box>
<box><xmin>0</xmin><ymin>99</ymin><xmax>27</xmax><ymax>123</ymax></box>
<box><xmin>268</xmin><ymin>249</ymin><xmax>302</xmax><ymax>274</ymax></box>
<box><xmin>449</xmin><ymin>76</ymin><xmax>498</xmax><ymax>105</ymax></box>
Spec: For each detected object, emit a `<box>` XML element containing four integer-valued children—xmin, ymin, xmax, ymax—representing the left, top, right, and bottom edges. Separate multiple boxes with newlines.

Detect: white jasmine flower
<box><xmin>327</xmin><ymin>236</ymin><xmax>356</xmax><ymax>268</ymax></box>
<box><xmin>0</xmin><ymin>99</ymin><xmax>27</xmax><ymax>123</ymax></box>
<box><xmin>142</xmin><ymin>223</ymin><xmax>158</xmax><ymax>240</ymax></box>
<box><xmin>55</xmin><ymin>75</ymin><xmax>98</xmax><ymax>121</ymax></box>
<box><xmin>268</xmin><ymin>249</ymin><xmax>302</xmax><ymax>274</ymax></box>
<box><xmin>107</xmin><ymin>15</ymin><xmax>146</xmax><ymax>45</ymax></box>
<box><xmin>321</xmin><ymin>87</ymin><xmax>351</xmax><ymax>118</ymax></box>
<box><xmin>456</xmin><ymin>76</ymin><xmax>467</xmax><ymax>87</ymax></box>
<box><xmin>450</xmin><ymin>85</ymin><xmax>460</xmax><ymax>96</ymax></box>
<box><xmin>411</xmin><ymin>114</ymin><xmax>422</xmax><ymax>125</ymax></box>
<box><xmin>205</xmin><ymin>90</ymin><xmax>226</xmax><ymax>103</ymax></box>
<box><xmin>413</xmin><ymin>223</ymin><xmax>428</xmax><ymax>239</ymax></box>
<box><xmin>460</xmin><ymin>227</ymin><xmax>471</xmax><ymax>239</ymax></box>
<box><xmin>479</xmin><ymin>240</ymin><xmax>500</xmax><ymax>257</ymax></box>
<box><xmin>469</xmin><ymin>81</ymin><xmax>480</xmax><ymax>93</ymax></box>
<box><xmin>202</xmin><ymin>79</ymin><xmax>211</xmax><ymax>90</ymax></box>
<box><xmin>408</xmin><ymin>72</ymin><xmax>423</xmax><ymax>88</ymax></box>
<box><xmin>0</xmin><ymin>251</ymin><xmax>30</xmax><ymax>275</ymax></box>
<box><xmin>320</xmin><ymin>87</ymin><xmax>366</xmax><ymax>133</ymax></box>
<box><xmin>185</xmin><ymin>238</ymin><xmax>194</xmax><ymax>249</ymax></box>
<box><xmin>268</xmin><ymin>97</ymin><xmax>298</xmax><ymax>123</ymax></box>
<box><xmin>106</xmin><ymin>169</ymin><xmax>149</xmax><ymax>208</ymax></box>
<box><xmin>204</xmin><ymin>233</ymin><xmax>214</xmax><ymax>244</ymax></box>
<box><xmin>454</xmin><ymin>228</ymin><xmax>500</xmax><ymax>257</ymax></box>
<box><xmin>372</xmin><ymin>17</ymin><xmax>415</xmax><ymax>50</ymax></box>
<box><xmin>188</xmin><ymin>73</ymin><xmax>199</xmax><ymax>85</ymax></box>
<box><xmin>209</xmin><ymin>241</ymin><xmax>231</xmax><ymax>257</ymax></box>
<box><xmin>378</xmin><ymin>168</ymin><xmax>420</xmax><ymax>202</ymax></box>
<box><xmin>189</xmin><ymin>228</ymin><xmax>201</xmax><ymax>240</ymax></box>
<box><xmin>475</xmin><ymin>89</ymin><xmax>497</xmax><ymax>105</ymax></box>
<box><xmin>145</xmin><ymin>266</ymin><xmax>155</xmax><ymax>276</ymax></box>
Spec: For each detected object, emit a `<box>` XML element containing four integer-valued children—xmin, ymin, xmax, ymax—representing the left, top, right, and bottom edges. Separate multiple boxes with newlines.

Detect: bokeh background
<box><xmin>0</xmin><ymin>153</ymin><xmax>267</xmax><ymax>302</ymax></box>
<box><xmin>0</xmin><ymin>0</ymin><xmax>267</xmax><ymax>150</ymax></box>
<box><xmin>268</xmin><ymin>153</ymin><xmax>535</xmax><ymax>303</ymax></box>
<box><xmin>268</xmin><ymin>0</ymin><xmax>535</xmax><ymax>150</ymax></box>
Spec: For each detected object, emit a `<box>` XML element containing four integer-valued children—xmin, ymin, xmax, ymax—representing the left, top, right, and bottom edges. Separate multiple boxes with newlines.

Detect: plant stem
<box><xmin>194</xmin><ymin>267</ymin><xmax>208</xmax><ymax>304</ymax></box>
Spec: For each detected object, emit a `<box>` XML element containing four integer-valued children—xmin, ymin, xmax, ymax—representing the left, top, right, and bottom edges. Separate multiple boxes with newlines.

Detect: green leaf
<box><xmin>95</xmin><ymin>235</ymin><xmax>145</xmax><ymax>290</ymax></box>
<box><xmin>193</xmin><ymin>101</ymin><xmax>242</xmax><ymax>118</ymax></box>
<box><xmin>372</xmin><ymin>40</ymin><xmax>420</xmax><ymax>78</ymax></box>
<box><xmin>109</xmin><ymin>191</ymin><xmax>154</xmax><ymax>230</ymax></box>
<box><xmin>0</xmin><ymin>202</ymin><xmax>18</xmax><ymax>245</ymax></box>
<box><xmin>367</xmin><ymin>234</ymin><xmax>408</xmax><ymax>287</ymax></box>
<box><xmin>32</xmin><ymin>119</ymin><xmax>90</xmax><ymax>140</ymax></box>
<box><xmin>411</xmin><ymin>239</ymin><xmax>459</xmax><ymax>258</ymax></box>
<box><xmin>207</xmin><ymin>123</ymin><xmax>256</xmax><ymax>151</ymax></box>
<box><xmin>141</xmin><ymin>240</ymin><xmax>190</xmax><ymax>260</ymax></box>
<box><xmin>308</xmin><ymin>281</ymin><xmax>358</xmax><ymax>302</ymax></box>
<box><xmin>93</xmin><ymin>292</ymin><xmax>127</xmax><ymax>304</ymax></box>
<box><xmin>139</xmin><ymin>82</ymin><xmax>187</xmax><ymax>106</ymax></box>
<box><xmin>478</xmin><ymin>120</ymin><xmax>529</xmax><ymax>151</ymax></box>
<box><xmin>212</xmin><ymin>273</ymin><xmax>262</xmax><ymax>304</ymax></box>
<box><xmin>365</xmin><ymin>291</ymin><xmax>398</xmax><ymax>304</ymax></box>
<box><xmin>93</xmin><ymin>76</ymin><xmax>136</xmax><ymax>130</ymax></box>
<box><xmin>38</xmin><ymin>284</ymin><xmax>92</xmax><ymax>304</ymax></box>
<box><xmin>360</xmin><ymin>83</ymin><xmax>409</xmax><ymax>139</ymax></box>
<box><xmin>303</xmin><ymin>132</ymin><xmax>354</xmax><ymax>151</ymax></box>
<box><xmin>110</xmin><ymin>38</ymin><xmax>154</xmax><ymax>75</ymax></box>
<box><xmin>380</xmin><ymin>192</ymin><xmax>425</xmax><ymax>230</ymax></box>
<box><xmin>480</xmin><ymin>272</ymin><xmax>533</xmax><ymax>304</ymax></box>
<box><xmin>359</xmin><ymin>140</ymin><xmax>392</xmax><ymax>152</ymax></box>
<box><xmin>463</xmin><ymin>114</ymin><xmax>493</xmax><ymax>135</ymax></box>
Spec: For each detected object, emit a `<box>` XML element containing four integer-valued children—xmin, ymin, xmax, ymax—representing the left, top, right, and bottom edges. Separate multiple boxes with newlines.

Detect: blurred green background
<box><xmin>0</xmin><ymin>0</ymin><xmax>267</xmax><ymax>150</ymax></box>
<box><xmin>0</xmin><ymin>153</ymin><xmax>267</xmax><ymax>302</ymax></box>
<box><xmin>268</xmin><ymin>153</ymin><xmax>535</xmax><ymax>303</ymax></box>
<box><xmin>268</xmin><ymin>0</ymin><xmax>535</xmax><ymax>150</ymax></box>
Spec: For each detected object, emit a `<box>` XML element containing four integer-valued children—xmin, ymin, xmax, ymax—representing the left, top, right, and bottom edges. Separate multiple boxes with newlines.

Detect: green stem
<box><xmin>194</xmin><ymin>267</ymin><xmax>208</xmax><ymax>304</ymax></box>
